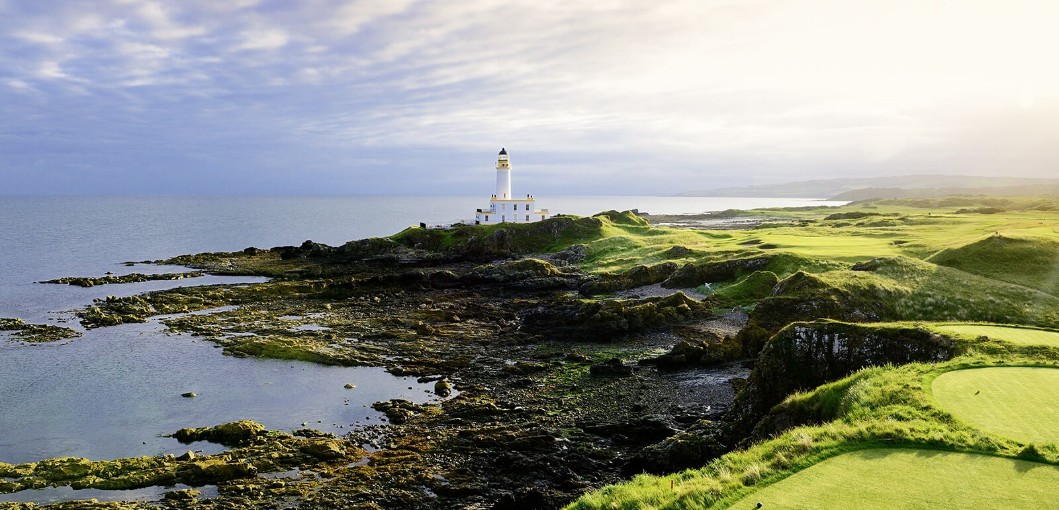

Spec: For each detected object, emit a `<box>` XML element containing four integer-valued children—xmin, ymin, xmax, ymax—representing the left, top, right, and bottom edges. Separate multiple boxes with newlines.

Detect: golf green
<box><xmin>931</xmin><ymin>367</ymin><xmax>1059</xmax><ymax>444</ymax></box>
<box><xmin>931</xmin><ymin>324</ymin><xmax>1059</xmax><ymax>346</ymax></box>
<box><xmin>725</xmin><ymin>449</ymin><xmax>1059</xmax><ymax>509</ymax></box>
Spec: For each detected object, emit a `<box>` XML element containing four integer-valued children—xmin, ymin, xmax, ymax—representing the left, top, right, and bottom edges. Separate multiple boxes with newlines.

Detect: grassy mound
<box><xmin>931</xmin><ymin>367</ymin><xmax>1059</xmax><ymax>445</ymax></box>
<box><xmin>389</xmin><ymin>215</ymin><xmax>606</xmax><ymax>254</ymax></box>
<box><xmin>711</xmin><ymin>271</ymin><xmax>779</xmax><ymax>304</ymax></box>
<box><xmin>813</xmin><ymin>256</ymin><xmax>1059</xmax><ymax>327</ymax></box>
<box><xmin>927</xmin><ymin>235</ymin><xmax>1059</xmax><ymax>296</ymax></box>
<box><xmin>930</xmin><ymin>324</ymin><xmax>1059</xmax><ymax>346</ymax></box>
<box><xmin>724</xmin><ymin>448</ymin><xmax>1059</xmax><ymax>509</ymax></box>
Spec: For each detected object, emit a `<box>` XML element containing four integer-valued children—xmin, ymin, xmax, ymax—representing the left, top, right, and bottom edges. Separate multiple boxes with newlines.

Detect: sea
<box><xmin>0</xmin><ymin>195</ymin><xmax>842</xmax><ymax>502</ymax></box>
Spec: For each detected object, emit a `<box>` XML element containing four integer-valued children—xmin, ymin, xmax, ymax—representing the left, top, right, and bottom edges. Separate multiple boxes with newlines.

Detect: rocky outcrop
<box><xmin>732</xmin><ymin>270</ymin><xmax>898</xmax><ymax>357</ymax></box>
<box><xmin>639</xmin><ymin>321</ymin><xmax>957</xmax><ymax>473</ymax></box>
<box><xmin>172</xmin><ymin>420</ymin><xmax>266</xmax><ymax>447</ymax></box>
<box><xmin>385</xmin><ymin>216</ymin><xmax>605</xmax><ymax>262</ymax></box>
<box><xmin>728</xmin><ymin>321</ymin><xmax>956</xmax><ymax>442</ymax></box>
<box><xmin>521</xmin><ymin>292</ymin><xmax>707</xmax><ymax>342</ymax></box>
<box><xmin>661</xmin><ymin>256</ymin><xmax>773</xmax><ymax>288</ymax></box>
<box><xmin>41</xmin><ymin>272</ymin><xmax>204</xmax><ymax>287</ymax></box>
<box><xmin>589</xmin><ymin>358</ymin><xmax>635</xmax><ymax>377</ymax></box>
<box><xmin>0</xmin><ymin>317</ymin><xmax>82</xmax><ymax>343</ymax></box>
<box><xmin>364</xmin><ymin>258</ymin><xmax>584</xmax><ymax>292</ymax></box>
<box><xmin>579</xmin><ymin>262</ymin><xmax>679</xmax><ymax>295</ymax></box>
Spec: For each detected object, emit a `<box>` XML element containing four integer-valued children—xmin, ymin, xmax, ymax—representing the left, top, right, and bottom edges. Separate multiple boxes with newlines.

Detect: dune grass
<box><xmin>577</xmin><ymin>196</ymin><xmax>1059</xmax><ymax>279</ymax></box>
<box><xmin>568</xmin><ymin>197</ymin><xmax>1059</xmax><ymax>509</ymax></box>
<box><xmin>723</xmin><ymin>448</ymin><xmax>1059</xmax><ymax>510</ymax></box>
<box><xmin>931</xmin><ymin>367</ymin><xmax>1059</xmax><ymax>445</ymax></box>
<box><xmin>927</xmin><ymin>235</ymin><xmax>1059</xmax><ymax>296</ymax></box>
<box><xmin>930</xmin><ymin>324</ymin><xmax>1059</xmax><ymax>346</ymax></box>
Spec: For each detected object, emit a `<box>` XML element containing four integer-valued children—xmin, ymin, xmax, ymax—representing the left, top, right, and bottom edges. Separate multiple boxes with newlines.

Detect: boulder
<box><xmin>300</xmin><ymin>439</ymin><xmax>348</xmax><ymax>460</ymax></box>
<box><xmin>434</xmin><ymin>380</ymin><xmax>453</xmax><ymax>397</ymax></box>
<box><xmin>589</xmin><ymin>358</ymin><xmax>634</xmax><ymax>377</ymax></box>
<box><xmin>176</xmin><ymin>459</ymin><xmax>256</xmax><ymax>485</ymax></box>
<box><xmin>173</xmin><ymin>420</ymin><xmax>265</xmax><ymax>447</ymax></box>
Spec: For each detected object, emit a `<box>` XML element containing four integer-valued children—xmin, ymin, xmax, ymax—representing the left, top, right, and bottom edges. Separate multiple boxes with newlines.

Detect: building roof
<box><xmin>498</xmin><ymin>147</ymin><xmax>507</xmax><ymax>155</ymax></box>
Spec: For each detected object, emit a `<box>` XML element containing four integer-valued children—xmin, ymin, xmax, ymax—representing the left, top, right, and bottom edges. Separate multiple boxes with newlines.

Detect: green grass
<box><xmin>711</xmin><ymin>271</ymin><xmax>779</xmax><ymax>304</ymax></box>
<box><xmin>566</xmin><ymin>197</ymin><xmax>1059</xmax><ymax>509</ymax></box>
<box><xmin>930</xmin><ymin>324</ymin><xmax>1059</xmax><ymax>346</ymax></box>
<box><xmin>927</xmin><ymin>235</ymin><xmax>1059</xmax><ymax>296</ymax></box>
<box><xmin>931</xmin><ymin>367</ymin><xmax>1059</xmax><ymax>445</ymax></box>
<box><xmin>724</xmin><ymin>448</ymin><xmax>1059</xmax><ymax>510</ymax></box>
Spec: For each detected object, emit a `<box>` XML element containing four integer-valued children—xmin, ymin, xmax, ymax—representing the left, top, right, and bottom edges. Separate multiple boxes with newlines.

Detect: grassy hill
<box><xmin>565</xmin><ymin>195</ymin><xmax>1059</xmax><ymax>509</ymax></box>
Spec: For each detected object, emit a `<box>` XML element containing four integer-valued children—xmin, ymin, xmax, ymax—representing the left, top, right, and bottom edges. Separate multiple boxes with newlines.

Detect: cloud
<box><xmin>2</xmin><ymin>0</ymin><xmax>1058</xmax><ymax>196</ymax></box>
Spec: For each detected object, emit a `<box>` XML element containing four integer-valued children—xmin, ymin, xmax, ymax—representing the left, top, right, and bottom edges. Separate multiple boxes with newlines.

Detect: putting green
<box><xmin>931</xmin><ymin>324</ymin><xmax>1059</xmax><ymax>346</ymax></box>
<box><xmin>725</xmin><ymin>449</ymin><xmax>1059</xmax><ymax>509</ymax></box>
<box><xmin>931</xmin><ymin>367</ymin><xmax>1059</xmax><ymax>444</ymax></box>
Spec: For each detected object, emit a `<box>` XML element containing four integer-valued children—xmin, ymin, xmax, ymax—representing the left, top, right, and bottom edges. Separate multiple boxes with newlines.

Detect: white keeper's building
<box><xmin>475</xmin><ymin>148</ymin><xmax>550</xmax><ymax>224</ymax></box>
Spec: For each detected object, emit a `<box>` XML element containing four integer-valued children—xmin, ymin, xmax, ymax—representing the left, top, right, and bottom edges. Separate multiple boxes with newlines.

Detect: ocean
<box><xmin>0</xmin><ymin>195</ymin><xmax>841</xmax><ymax>471</ymax></box>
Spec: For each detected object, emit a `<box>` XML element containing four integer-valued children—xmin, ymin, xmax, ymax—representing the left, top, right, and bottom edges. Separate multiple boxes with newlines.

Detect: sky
<box><xmin>2</xmin><ymin>0</ymin><xmax>1057</xmax><ymax>196</ymax></box>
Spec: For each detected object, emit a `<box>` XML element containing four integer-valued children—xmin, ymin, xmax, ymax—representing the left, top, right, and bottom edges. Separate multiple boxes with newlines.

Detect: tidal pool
<box><xmin>0</xmin><ymin>316</ymin><xmax>438</xmax><ymax>465</ymax></box>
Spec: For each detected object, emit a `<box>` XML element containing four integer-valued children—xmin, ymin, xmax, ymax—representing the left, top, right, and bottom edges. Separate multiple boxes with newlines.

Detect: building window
<box><xmin>525</xmin><ymin>215</ymin><xmax>529</xmax><ymax>221</ymax></box>
<box><xmin>485</xmin><ymin>216</ymin><xmax>489</xmax><ymax>222</ymax></box>
<box><xmin>502</xmin><ymin>215</ymin><xmax>506</xmax><ymax>222</ymax></box>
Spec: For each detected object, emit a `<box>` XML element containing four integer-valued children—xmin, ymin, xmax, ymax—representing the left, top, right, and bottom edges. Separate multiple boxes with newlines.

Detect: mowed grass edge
<box><xmin>723</xmin><ymin>448</ymin><xmax>1059</xmax><ymax>510</ymax></box>
<box><xmin>931</xmin><ymin>367</ymin><xmax>1059</xmax><ymax>445</ymax></box>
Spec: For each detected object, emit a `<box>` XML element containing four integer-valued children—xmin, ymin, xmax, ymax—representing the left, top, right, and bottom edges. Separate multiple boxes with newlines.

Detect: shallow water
<box><xmin>0</xmin><ymin>484</ymin><xmax>218</xmax><ymax>504</ymax></box>
<box><xmin>0</xmin><ymin>315</ymin><xmax>438</xmax><ymax>464</ymax></box>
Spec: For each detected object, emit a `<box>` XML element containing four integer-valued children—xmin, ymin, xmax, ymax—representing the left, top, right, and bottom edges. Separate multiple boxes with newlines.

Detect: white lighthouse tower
<box><xmin>475</xmin><ymin>148</ymin><xmax>550</xmax><ymax>224</ymax></box>
<box><xmin>495</xmin><ymin>148</ymin><xmax>512</xmax><ymax>199</ymax></box>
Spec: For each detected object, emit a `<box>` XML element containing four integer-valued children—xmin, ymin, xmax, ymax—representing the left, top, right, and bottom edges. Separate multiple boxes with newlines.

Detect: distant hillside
<box><xmin>678</xmin><ymin>175</ymin><xmax>1059</xmax><ymax>200</ymax></box>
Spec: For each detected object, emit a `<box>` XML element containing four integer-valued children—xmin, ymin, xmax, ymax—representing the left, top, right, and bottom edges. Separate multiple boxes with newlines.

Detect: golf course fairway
<box><xmin>931</xmin><ymin>324</ymin><xmax>1059</xmax><ymax>346</ymax></box>
<box><xmin>931</xmin><ymin>367</ymin><xmax>1059</xmax><ymax>444</ymax></box>
<box><xmin>725</xmin><ymin>449</ymin><xmax>1059</xmax><ymax>509</ymax></box>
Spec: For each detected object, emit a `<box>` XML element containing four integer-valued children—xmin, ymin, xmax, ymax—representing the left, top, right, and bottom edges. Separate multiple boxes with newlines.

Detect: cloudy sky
<box><xmin>2</xmin><ymin>0</ymin><xmax>1057</xmax><ymax>196</ymax></box>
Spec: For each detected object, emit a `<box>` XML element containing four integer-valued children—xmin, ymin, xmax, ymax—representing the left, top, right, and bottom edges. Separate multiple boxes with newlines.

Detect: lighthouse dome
<box><xmin>498</xmin><ymin>148</ymin><xmax>507</xmax><ymax>155</ymax></box>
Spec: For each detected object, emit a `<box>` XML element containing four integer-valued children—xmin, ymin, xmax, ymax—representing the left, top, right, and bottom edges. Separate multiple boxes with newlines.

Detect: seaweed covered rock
<box><xmin>172</xmin><ymin>420</ymin><xmax>266</xmax><ymax>447</ymax></box>
<box><xmin>372</xmin><ymin>399</ymin><xmax>429</xmax><ymax>425</ymax></box>
<box><xmin>0</xmin><ymin>317</ymin><xmax>82</xmax><ymax>343</ymax></box>
<box><xmin>631</xmin><ymin>420</ymin><xmax>729</xmax><ymax>474</ymax></box>
<box><xmin>176</xmin><ymin>458</ymin><xmax>257</xmax><ymax>485</ymax></box>
<box><xmin>521</xmin><ymin>292</ymin><xmax>707</xmax><ymax>341</ymax></box>
<box><xmin>589</xmin><ymin>358</ymin><xmax>635</xmax><ymax>377</ymax></box>
<box><xmin>646</xmin><ymin>330</ymin><xmax>734</xmax><ymax>368</ymax></box>
<box><xmin>467</xmin><ymin>258</ymin><xmax>581</xmax><ymax>290</ymax></box>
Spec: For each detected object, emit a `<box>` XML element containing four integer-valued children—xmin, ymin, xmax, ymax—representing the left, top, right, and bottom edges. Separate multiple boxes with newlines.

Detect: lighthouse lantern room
<box><xmin>475</xmin><ymin>148</ymin><xmax>550</xmax><ymax>224</ymax></box>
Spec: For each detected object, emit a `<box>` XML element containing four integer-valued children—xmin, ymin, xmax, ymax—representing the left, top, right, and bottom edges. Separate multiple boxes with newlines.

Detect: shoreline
<box><xmin>3</xmin><ymin>196</ymin><xmax>1058</xmax><ymax>509</ymax></box>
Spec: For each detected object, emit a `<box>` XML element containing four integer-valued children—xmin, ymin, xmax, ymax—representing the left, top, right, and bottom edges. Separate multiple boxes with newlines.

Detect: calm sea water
<box><xmin>0</xmin><ymin>195</ymin><xmax>841</xmax><ymax>468</ymax></box>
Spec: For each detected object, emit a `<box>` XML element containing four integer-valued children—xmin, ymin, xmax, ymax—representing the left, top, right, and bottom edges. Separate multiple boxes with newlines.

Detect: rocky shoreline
<box><xmin>6</xmin><ymin>206</ymin><xmax>1013</xmax><ymax>509</ymax></box>
<box><xmin>2</xmin><ymin>213</ymin><xmax>763</xmax><ymax>509</ymax></box>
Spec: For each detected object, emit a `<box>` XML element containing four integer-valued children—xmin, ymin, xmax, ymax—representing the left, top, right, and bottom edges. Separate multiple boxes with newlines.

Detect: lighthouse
<box><xmin>474</xmin><ymin>148</ymin><xmax>550</xmax><ymax>224</ymax></box>
<box><xmin>496</xmin><ymin>147</ymin><xmax>511</xmax><ymax>199</ymax></box>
